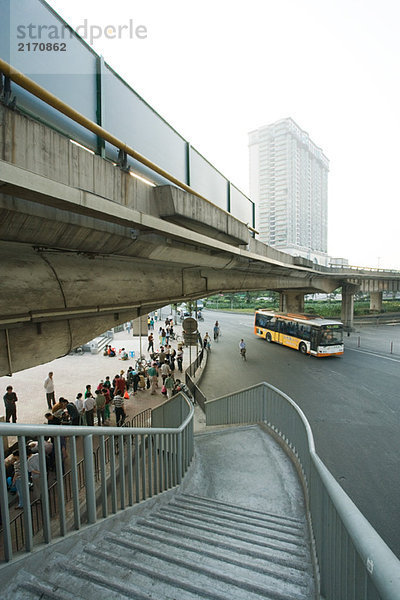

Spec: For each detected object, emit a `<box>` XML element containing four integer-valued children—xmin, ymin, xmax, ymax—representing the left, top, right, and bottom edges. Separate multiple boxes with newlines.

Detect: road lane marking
<box><xmin>346</xmin><ymin>347</ymin><xmax>400</xmax><ymax>363</ymax></box>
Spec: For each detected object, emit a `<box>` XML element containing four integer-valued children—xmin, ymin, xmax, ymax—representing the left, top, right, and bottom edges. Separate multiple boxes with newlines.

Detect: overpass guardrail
<box><xmin>205</xmin><ymin>382</ymin><xmax>400</xmax><ymax>600</ymax></box>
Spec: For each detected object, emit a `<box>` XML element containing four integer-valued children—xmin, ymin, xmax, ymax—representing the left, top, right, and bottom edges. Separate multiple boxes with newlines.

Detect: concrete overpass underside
<box><xmin>0</xmin><ymin>105</ymin><xmax>342</xmax><ymax>374</ymax></box>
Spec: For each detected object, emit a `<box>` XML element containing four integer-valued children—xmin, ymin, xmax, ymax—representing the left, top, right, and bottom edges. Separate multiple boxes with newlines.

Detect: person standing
<box><xmin>3</xmin><ymin>385</ymin><xmax>18</xmax><ymax>423</ymax></box>
<box><xmin>95</xmin><ymin>390</ymin><xmax>106</xmax><ymax>426</ymax></box>
<box><xmin>147</xmin><ymin>362</ymin><xmax>159</xmax><ymax>395</ymax></box>
<box><xmin>75</xmin><ymin>393</ymin><xmax>85</xmax><ymax>425</ymax></box>
<box><xmin>114</xmin><ymin>374</ymin><xmax>126</xmax><ymax>396</ymax></box>
<box><xmin>44</xmin><ymin>372</ymin><xmax>55</xmax><ymax>410</ymax></box>
<box><xmin>83</xmin><ymin>394</ymin><xmax>96</xmax><ymax>426</ymax></box>
<box><xmin>147</xmin><ymin>333</ymin><xmax>154</xmax><ymax>353</ymax></box>
<box><xmin>165</xmin><ymin>374</ymin><xmax>175</xmax><ymax>399</ymax></box>
<box><xmin>113</xmin><ymin>392</ymin><xmax>125</xmax><ymax>426</ymax></box>
<box><xmin>177</xmin><ymin>347</ymin><xmax>184</xmax><ymax>372</ymax></box>
<box><xmin>102</xmin><ymin>387</ymin><xmax>111</xmax><ymax>422</ymax></box>
<box><xmin>160</xmin><ymin>360</ymin><xmax>171</xmax><ymax>384</ymax></box>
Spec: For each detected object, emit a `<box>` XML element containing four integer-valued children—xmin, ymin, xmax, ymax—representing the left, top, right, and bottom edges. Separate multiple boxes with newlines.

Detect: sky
<box><xmin>45</xmin><ymin>0</ymin><xmax>400</xmax><ymax>269</ymax></box>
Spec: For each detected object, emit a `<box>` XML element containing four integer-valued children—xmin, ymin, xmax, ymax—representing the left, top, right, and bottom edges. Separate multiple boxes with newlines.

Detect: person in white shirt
<box><xmin>160</xmin><ymin>360</ymin><xmax>171</xmax><ymax>383</ymax></box>
<box><xmin>75</xmin><ymin>393</ymin><xmax>84</xmax><ymax>424</ymax></box>
<box><xmin>83</xmin><ymin>394</ymin><xmax>96</xmax><ymax>426</ymax></box>
<box><xmin>44</xmin><ymin>372</ymin><xmax>55</xmax><ymax>410</ymax></box>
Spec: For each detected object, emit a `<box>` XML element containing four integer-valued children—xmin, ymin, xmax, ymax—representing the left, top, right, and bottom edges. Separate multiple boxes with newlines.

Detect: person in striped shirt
<box><xmin>112</xmin><ymin>392</ymin><xmax>126</xmax><ymax>426</ymax></box>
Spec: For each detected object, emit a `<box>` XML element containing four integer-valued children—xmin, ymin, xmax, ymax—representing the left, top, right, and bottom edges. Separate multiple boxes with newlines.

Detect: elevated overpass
<box><xmin>0</xmin><ymin>31</ymin><xmax>400</xmax><ymax>375</ymax></box>
<box><xmin>1</xmin><ymin>100</ymin><xmax>400</xmax><ymax>375</ymax></box>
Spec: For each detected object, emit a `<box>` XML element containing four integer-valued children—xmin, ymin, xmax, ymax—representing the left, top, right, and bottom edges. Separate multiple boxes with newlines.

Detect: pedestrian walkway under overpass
<box><xmin>0</xmin><ymin>382</ymin><xmax>399</xmax><ymax>599</ymax></box>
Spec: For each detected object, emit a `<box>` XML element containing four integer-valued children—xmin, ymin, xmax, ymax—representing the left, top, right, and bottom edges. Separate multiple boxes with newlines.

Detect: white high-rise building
<box><xmin>249</xmin><ymin>118</ymin><xmax>329</xmax><ymax>265</ymax></box>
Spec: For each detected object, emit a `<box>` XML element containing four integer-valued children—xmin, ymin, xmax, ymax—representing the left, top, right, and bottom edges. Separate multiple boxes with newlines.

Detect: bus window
<box><xmin>298</xmin><ymin>324</ymin><xmax>311</xmax><ymax>341</ymax></box>
<box><xmin>255</xmin><ymin>314</ymin><xmax>272</xmax><ymax>329</ymax></box>
<box><xmin>285</xmin><ymin>320</ymin><xmax>298</xmax><ymax>337</ymax></box>
<box><xmin>268</xmin><ymin>317</ymin><xmax>278</xmax><ymax>332</ymax></box>
<box><xmin>320</xmin><ymin>326</ymin><xmax>343</xmax><ymax>345</ymax></box>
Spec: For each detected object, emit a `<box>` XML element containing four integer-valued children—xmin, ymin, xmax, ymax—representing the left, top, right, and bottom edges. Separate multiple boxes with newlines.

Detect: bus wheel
<box><xmin>299</xmin><ymin>342</ymin><xmax>307</xmax><ymax>354</ymax></box>
<box><xmin>266</xmin><ymin>332</ymin><xmax>272</xmax><ymax>343</ymax></box>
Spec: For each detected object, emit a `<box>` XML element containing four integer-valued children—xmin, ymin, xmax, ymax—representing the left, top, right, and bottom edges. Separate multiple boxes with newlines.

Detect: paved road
<box><xmin>198</xmin><ymin>311</ymin><xmax>400</xmax><ymax>559</ymax></box>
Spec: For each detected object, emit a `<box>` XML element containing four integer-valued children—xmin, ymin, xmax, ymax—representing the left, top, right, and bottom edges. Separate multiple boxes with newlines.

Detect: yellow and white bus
<box><xmin>254</xmin><ymin>309</ymin><xmax>344</xmax><ymax>357</ymax></box>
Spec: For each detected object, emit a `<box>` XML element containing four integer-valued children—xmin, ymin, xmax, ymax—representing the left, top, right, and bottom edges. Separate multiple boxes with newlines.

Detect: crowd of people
<box><xmin>2</xmin><ymin>313</ymin><xmax>204</xmax><ymax>513</ymax></box>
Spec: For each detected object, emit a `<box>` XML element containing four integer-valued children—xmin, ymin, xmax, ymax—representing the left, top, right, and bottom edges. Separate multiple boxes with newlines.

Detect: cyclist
<box><xmin>239</xmin><ymin>339</ymin><xmax>246</xmax><ymax>360</ymax></box>
<box><xmin>213</xmin><ymin>321</ymin><xmax>220</xmax><ymax>341</ymax></box>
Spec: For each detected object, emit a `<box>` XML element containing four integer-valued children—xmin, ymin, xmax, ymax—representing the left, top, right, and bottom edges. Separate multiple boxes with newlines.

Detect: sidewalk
<box><xmin>345</xmin><ymin>323</ymin><xmax>400</xmax><ymax>357</ymax></box>
<box><xmin>0</xmin><ymin>322</ymin><xmax>200</xmax><ymax>428</ymax></box>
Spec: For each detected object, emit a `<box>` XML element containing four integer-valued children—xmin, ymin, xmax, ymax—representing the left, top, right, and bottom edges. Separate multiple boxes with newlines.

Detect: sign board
<box><xmin>183</xmin><ymin>333</ymin><xmax>199</xmax><ymax>346</ymax></box>
<box><xmin>183</xmin><ymin>317</ymin><xmax>198</xmax><ymax>334</ymax></box>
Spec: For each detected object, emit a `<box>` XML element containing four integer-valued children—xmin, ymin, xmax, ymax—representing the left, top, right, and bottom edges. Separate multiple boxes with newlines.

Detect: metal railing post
<box><xmin>177</xmin><ymin>431</ymin><xmax>183</xmax><ymax>483</ymax></box>
<box><xmin>126</xmin><ymin>434</ymin><xmax>134</xmax><ymax>506</ymax></box>
<box><xmin>18</xmin><ymin>437</ymin><xmax>33</xmax><ymax>551</ymax></box>
<box><xmin>83</xmin><ymin>435</ymin><xmax>96</xmax><ymax>524</ymax></box>
<box><xmin>99</xmin><ymin>435</ymin><xmax>108</xmax><ymax>518</ymax></box>
<box><xmin>119</xmin><ymin>434</ymin><xmax>125</xmax><ymax>510</ymax></box>
<box><xmin>110</xmin><ymin>435</ymin><xmax>117</xmax><ymax>513</ymax></box>
<box><xmin>0</xmin><ymin>438</ymin><xmax>12</xmax><ymax>561</ymax></box>
<box><xmin>69</xmin><ymin>436</ymin><xmax>81</xmax><ymax>530</ymax></box>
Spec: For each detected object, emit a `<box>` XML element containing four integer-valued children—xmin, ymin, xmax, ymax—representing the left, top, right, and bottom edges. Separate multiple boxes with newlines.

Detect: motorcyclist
<box><xmin>213</xmin><ymin>321</ymin><xmax>220</xmax><ymax>341</ymax></box>
<box><xmin>239</xmin><ymin>339</ymin><xmax>246</xmax><ymax>358</ymax></box>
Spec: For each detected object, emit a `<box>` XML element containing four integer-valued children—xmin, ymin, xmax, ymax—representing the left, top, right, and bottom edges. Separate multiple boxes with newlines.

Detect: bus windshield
<box><xmin>319</xmin><ymin>325</ymin><xmax>343</xmax><ymax>346</ymax></box>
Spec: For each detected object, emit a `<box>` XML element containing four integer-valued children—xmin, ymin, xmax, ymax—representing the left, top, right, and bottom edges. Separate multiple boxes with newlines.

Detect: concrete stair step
<box><xmin>36</xmin><ymin>550</ymin><xmax>157</xmax><ymax>600</ymax></box>
<box><xmin>172</xmin><ymin>494</ymin><xmax>305</xmax><ymax>536</ymax></box>
<box><xmin>123</xmin><ymin>523</ymin><xmax>311</xmax><ymax>582</ymax></box>
<box><xmin>2</xmin><ymin>570</ymin><xmax>87</xmax><ymax>600</ymax></box>
<box><xmin>128</xmin><ymin>519</ymin><xmax>310</xmax><ymax>573</ymax></box>
<box><xmin>108</xmin><ymin>528</ymin><xmax>312</xmax><ymax>597</ymax></box>
<box><xmin>82</xmin><ymin>541</ymin><xmax>308</xmax><ymax>600</ymax></box>
<box><xmin>138</xmin><ymin>512</ymin><xmax>309</xmax><ymax>560</ymax></box>
<box><xmin>180</xmin><ymin>492</ymin><xmax>304</xmax><ymax>529</ymax></box>
<box><xmin>78</xmin><ymin>544</ymin><xmax>272</xmax><ymax>600</ymax></box>
<box><xmin>154</xmin><ymin>505</ymin><xmax>307</xmax><ymax>551</ymax></box>
<box><xmin>159</xmin><ymin>502</ymin><xmax>305</xmax><ymax>544</ymax></box>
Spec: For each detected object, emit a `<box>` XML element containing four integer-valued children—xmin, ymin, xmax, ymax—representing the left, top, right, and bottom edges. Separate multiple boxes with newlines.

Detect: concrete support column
<box><xmin>279</xmin><ymin>292</ymin><xmax>305</xmax><ymax>313</ymax></box>
<box><xmin>369</xmin><ymin>291</ymin><xmax>383</xmax><ymax>312</ymax></box>
<box><xmin>341</xmin><ymin>285</ymin><xmax>355</xmax><ymax>330</ymax></box>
